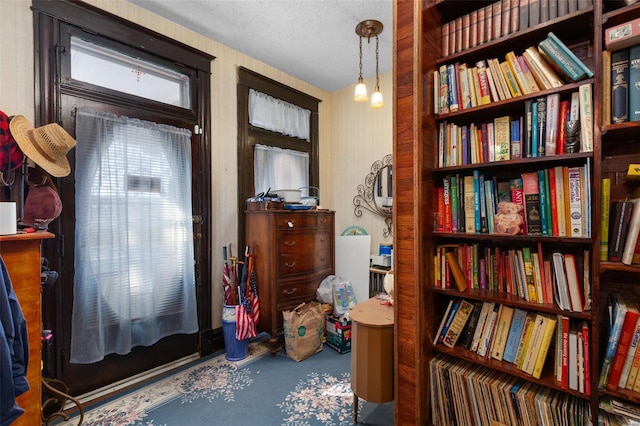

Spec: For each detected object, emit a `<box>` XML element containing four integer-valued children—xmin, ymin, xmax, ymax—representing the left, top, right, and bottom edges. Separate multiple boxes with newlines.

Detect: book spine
<box><xmin>462</xmin><ymin>14</ymin><xmax>470</xmax><ymax>51</ymax></box>
<box><xmin>503</xmin><ymin>308</ymin><xmax>527</xmax><ymax>363</ymax></box>
<box><xmin>501</xmin><ymin>60</ymin><xmax>523</xmax><ymax>97</ymax></box>
<box><xmin>607</xmin><ymin>311</ymin><xmax>640</xmax><ymax>391</ymax></box>
<box><xmin>470</xmin><ymin>302</ymin><xmax>493</xmax><ymax>352</ymax></box>
<box><xmin>443</xmin><ymin>176</ymin><xmax>452</xmax><ymax>232</ymax></box>
<box><xmin>532</xmin><ymin>316</ymin><xmax>557</xmax><ymax>379</ymax></box>
<box><xmin>536</xmin><ymin>97</ymin><xmax>547</xmax><ymax>157</ymax></box>
<box><xmin>458</xmin><ymin>64</ymin><xmax>471</xmax><ymax>110</ymax></box>
<box><xmin>450</xmin><ymin>175</ymin><xmax>459</xmax><ymax>232</ymax></box>
<box><xmin>442</xmin><ymin>299</ymin><xmax>475</xmax><ymax>348</ymax></box>
<box><xmin>529</xmin><ymin>0</ymin><xmax>540</xmax><ymax>26</ymax></box>
<box><xmin>600</xmin><ymin>178</ymin><xmax>611</xmax><ymax>261</ymax></box>
<box><xmin>446</xmin><ymin>251</ymin><xmax>469</xmax><ymax>292</ymax></box>
<box><xmin>538</xmin><ymin>169</ymin><xmax>550</xmax><ymax>236</ymax></box>
<box><xmin>469</xmin><ymin>11</ymin><xmax>478</xmax><ymax>48</ymax></box>
<box><xmin>447</xmin><ymin>64</ymin><xmax>460</xmax><ymax>112</ymax></box>
<box><xmin>494</xmin><ymin>115</ymin><xmax>511</xmax><ymax>161</ymax></box>
<box><xmin>610</xmin><ymin>201</ymin><xmax>633</xmax><ymax>262</ymax></box>
<box><xmin>441</xmin><ymin>22</ymin><xmax>450</xmax><ymax>57</ymax></box>
<box><xmin>476</xmin><ymin>60</ymin><xmax>492</xmax><ymax>104</ymax></box>
<box><xmin>484</xmin><ymin>66</ymin><xmax>500</xmax><ymax>103</ymax></box>
<box><xmin>548</xmin><ymin>167</ymin><xmax>559</xmax><ymax>236</ymax></box>
<box><xmin>567</xmin><ymin>166</ymin><xmax>583</xmax><ymax>238</ymax></box>
<box><xmin>473</xmin><ymin>170</ymin><xmax>482</xmax><ymax>233</ymax></box>
<box><xmin>582</xmin><ymin>321</ymin><xmax>591</xmax><ymax>395</ymax></box>
<box><xmin>439</xmin><ymin>64</ymin><xmax>450</xmax><ymax>115</ymax></box>
<box><xmin>520</xmin><ymin>0</ymin><xmax>530</xmax><ymax>29</ymax></box>
<box><xmin>612</xmin><ymin>49</ymin><xmax>630</xmax><ymax>124</ymax></box>
<box><xmin>524</xmin><ymin>46</ymin><xmax>564</xmax><ymax>88</ymax></box>
<box><xmin>622</xmin><ymin>199</ymin><xmax>640</xmax><ymax>265</ymax></box>
<box><xmin>545</xmin><ymin>93</ymin><xmax>560</xmax><ymax>156</ymax></box>
<box><xmin>464</xmin><ymin>175</ymin><xmax>476</xmax><ymax>233</ymax></box>
<box><xmin>492</xmin><ymin>1</ymin><xmax>502</xmax><ymax>41</ymax></box>
<box><xmin>546</xmin><ymin>32</ymin><xmax>593</xmax><ymax>77</ymax></box>
<box><xmin>602</xmin><ymin>50</ymin><xmax>612</xmax><ymax>126</ymax></box>
<box><xmin>517</xmin><ymin>54</ymin><xmax>541</xmax><ymax>93</ymax></box>
<box><xmin>630</xmin><ymin>45</ymin><xmax>640</xmax><ymax>122</ymax></box>
<box><xmin>606</xmin><ymin>16</ymin><xmax>640</xmax><ymax>50</ymax></box>
<box><xmin>599</xmin><ymin>294</ymin><xmax>627</xmax><ymax>389</ymax></box>
<box><xmin>522</xmin><ymin>172</ymin><xmax>541</xmax><ymax>235</ymax></box>
<box><xmin>531</xmin><ymin>100</ymin><xmax>539</xmax><ymax>157</ymax></box>
<box><xmin>579</xmin><ymin>83</ymin><xmax>593</xmax><ymax>152</ymax></box>
<box><xmin>506</xmin><ymin>51</ymin><xmax>530</xmax><ymax>94</ymax></box>
<box><xmin>618</xmin><ymin>318</ymin><xmax>640</xmax><ymax>389</ymax></box>
<box><xmin>557</xmin><ymin>99</ymin><xmax>569</xmax><ymax>155</ymax></box>
<box><xmin>510</xmin><ymin>118</ymin><xmax>521</xmax><ymax>160</ymax></box>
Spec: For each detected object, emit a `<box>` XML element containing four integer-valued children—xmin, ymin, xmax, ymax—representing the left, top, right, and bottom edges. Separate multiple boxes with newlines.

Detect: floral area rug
<box><xmin>57</xmin><ymin>337</ymin><xmax>392</xmax><ymax>426</ymax></box>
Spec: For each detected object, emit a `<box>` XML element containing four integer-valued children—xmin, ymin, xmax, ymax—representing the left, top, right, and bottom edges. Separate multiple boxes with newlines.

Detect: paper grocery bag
<box><xmin>282</xmin><ymin>301</ymin><xmax>324</xmax><ymax>362</ymax></box>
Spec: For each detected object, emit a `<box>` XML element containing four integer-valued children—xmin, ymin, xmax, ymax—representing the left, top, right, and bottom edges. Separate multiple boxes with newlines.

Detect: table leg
<box><xmin>353</xmin><ymin>393</ymin><xmax>358</xmax><ymax>424</ymax></box>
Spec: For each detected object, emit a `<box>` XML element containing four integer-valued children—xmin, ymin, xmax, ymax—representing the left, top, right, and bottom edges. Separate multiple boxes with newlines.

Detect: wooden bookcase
<box><xmin>394</xmin><ymin>0</ymin><xmax>640</xmax><ymax>423</ymax></box>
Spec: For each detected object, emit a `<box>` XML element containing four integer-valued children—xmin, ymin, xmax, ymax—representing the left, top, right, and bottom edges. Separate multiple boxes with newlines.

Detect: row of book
<box><xmin>430</xmin><ymin>354</ymin><xmax>591</xmax><ymax>426</ymax></box>
<box><xmin>434</xmin><ymin>33</ymin><xmax>593</xmax><ymax>116</ymax></box>
<box><xmin>602</xmin><ymin>46</ymin><xmax>640</xmax><ymax>125</ymax></box>
<box><xmin>436</xmin><ymin>244</ymin><xmax>591</xmax><ymax>312</ymax></box>
<box><xmin>440</xmin><ymin>0</ymin><xmax>594</xmax><ymax>57</ymax></box>
<box><xmin>599</xmin><ymin>396</ymin><xmax>640</xmax><ymax>425</ymax></box>
<box><xmin>437</xmin><ymin>86</ymin><xmax>593</xmax><ymax>167</ymax></box>
<box><xmin>601</xmin><ymin>193</ymin><xmax>640</xmax><ymax>266</ymax></box>
<box><xmin>599</xmin><ymin>292</ymin><xmax>640</xmax><ymax>394</ymax></box>
<box><xmin>435</xmin><ymin>163</ymin><xmax>592</xmax><ymax>238</ymax></box>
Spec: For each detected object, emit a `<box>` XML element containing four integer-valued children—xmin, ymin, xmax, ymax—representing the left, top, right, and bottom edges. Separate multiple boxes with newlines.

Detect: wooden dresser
<box><xmin>1</xmin><ymin>232</ymin><xmax>54</xmax><ymax>425</ymax></box>
<box><xmin>245</xmin><ymin>210</ymin><xmax>334</xmax><ymax>350</ymax></box>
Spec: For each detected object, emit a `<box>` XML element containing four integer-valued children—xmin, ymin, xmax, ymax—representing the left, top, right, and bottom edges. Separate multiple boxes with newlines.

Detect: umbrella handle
<box><xmin>223</xmin><ymin>246</ymin><xmax>228</xmax><ymax>262</ymax></box>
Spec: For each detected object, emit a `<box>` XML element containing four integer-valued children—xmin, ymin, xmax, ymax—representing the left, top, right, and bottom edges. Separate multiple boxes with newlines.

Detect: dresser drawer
<box><xmin>305</xmin><ymin>213</ymin><xmax>333</xmax><ymax>228</ymax></box>
<box><xmin>276</xmin><ymin>281</ymin><xmax>318</xmax><ymax>302</ymax></box>
<box><xmin>277</xmin><ymin>249</ymin><xmax>332</xmax><ymax>277</ymax></box>
<box><xmin>277</xmin><ymin>230</ymin><xmax>331</xmax><ymax>254</ymax></box>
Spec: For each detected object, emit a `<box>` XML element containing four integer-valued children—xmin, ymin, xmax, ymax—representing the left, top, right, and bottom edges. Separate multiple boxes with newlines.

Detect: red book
<box><xmin>557</xmin><ymin>100</ymin><xmax>569</xmax><ymax>155</ymax></box>
<box><xmin>582</xmin><ymin>321</ymin><xmax>591</xmax><ymax>396</ymax></box>
<box><xmin>443</xmin><ymin>176</ymin><xmax>452</xmax><ymax>232</ymax></box>
<box><xmin>437</xmin><ymin>187</ymin><xmax>445</xmax><ymax>232</ymax></box>
<box><xmin>607</xmin><ymin>304</ymin><xmax>640</xmax><ymax>391</ymax></box>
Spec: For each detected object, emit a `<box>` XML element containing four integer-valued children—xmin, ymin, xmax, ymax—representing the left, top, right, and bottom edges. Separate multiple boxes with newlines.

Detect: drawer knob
<box><xmin>320</xmin><ymin>256</ymin><xmax>326</xmax><ymax>262</ymax></box>
<box><xmin>320</xmin><ymin>237</ymin><xmax>326</xmax><ymax>243</ymax></box>
<box><xmin>287</xmin><ymin>221</ymin><xmax>294</xmax><ymax>228</ymax></box>
<box><xmin>284</xmin><ymin>288</ymin><xmax>297</xmax><ymax>295</ymax></box>
<box><xmin>285</xmin><ymin>262</ymin><xmax>296</xmax><ymax>268</ymax></box>
<box><xmin>285</xmin><ymin>241</ymin><xmax>296</xmax><ymax>247</ymax></box>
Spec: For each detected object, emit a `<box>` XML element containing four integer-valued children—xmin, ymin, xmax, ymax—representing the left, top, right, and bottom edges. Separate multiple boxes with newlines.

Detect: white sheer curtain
<box><xmin>254</xmin><ymin>144</ymin><xmax>309</xmax><ymax>194</ymax></box>
<box><xmin>248</xmin><ymin>89</ymin><xmax>311</xmax><ymax>141</ymax></box>
<box><xmin>71</xmin><ymin>109</ymin><xmax>198</xmax><ymax>364</ymax></box>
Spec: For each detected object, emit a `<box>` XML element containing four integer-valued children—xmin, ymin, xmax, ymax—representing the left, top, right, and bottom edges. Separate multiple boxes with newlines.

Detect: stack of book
<box><xmin>602</xmin><ymin>16</ymin><xmax>640</xmax><ymax>124</ymax></box>
<box><xmin>430</xmin><ymin>354</ymin><xmax>591</xmax><ymax>425</ymax></box>
<box><xmin>601</xmin><ymin>194</ymin><xmax>640</xmax><ymax>266</ymax></box>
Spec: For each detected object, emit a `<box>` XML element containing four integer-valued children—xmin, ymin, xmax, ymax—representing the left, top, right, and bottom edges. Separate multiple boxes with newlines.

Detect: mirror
<box><xmin>353</xmin><ymin>154</ymin><xmax>393</xmax><ymax>237</ymax></box>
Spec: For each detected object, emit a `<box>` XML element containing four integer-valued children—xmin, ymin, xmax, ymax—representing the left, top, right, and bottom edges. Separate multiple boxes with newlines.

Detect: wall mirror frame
<box><xmin>353</xmin><ymin>154</ymin><xmax>393</xmax><ymax>237</ymax></box>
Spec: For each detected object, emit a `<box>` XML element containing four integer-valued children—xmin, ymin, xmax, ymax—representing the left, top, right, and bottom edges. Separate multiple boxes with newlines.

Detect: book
<box><xmin>464</xmin><ymin>174</ymin><xmax>476</xmax><ymax>233</ymax></box>
<box><xmin>459</xmin><ymin>301</ymin><xmax>483</xmax><ymax>349</ymax></box>
<box><xmin>523</xmin><ymin>100</ymin><xmax>533</xmax><ymax>158</ymax></box>
<box><xmin>446</xmin><ymin>251</ymin><xmax>469</xmax><ymax>292</ymax></box>
<box><xmin>545</xmin><ymin>32</ymin><xmax>594</xmax><ymax>78</ymax></box>
<box><xmin>618</xmin><ymin>315</ymin><xmax>640</xmax><ymax>389</ymax></box>
<box><xmin>599</xmin><ymin>293</ymin><xmax>630</xmax><ymax>390</ymax></box>
<box><xmin>438</xmin><ymin>64</ymin><xmax>450</xmax><ymax>114</ymax></box>
<box><xmin>503</xmin><ymin>308</ymin><xmax>528</xmax><ymax>363</ymax></box>
<box><xmin>485</xmin><ymin>66</ymin><xmax>501</xmax><ymax>103</ymax></box>
<box><xmin>630</xmin><ymin>45</ymin><xmax>640</xmax><ymax>121</ymax></box>
<box><xmin>514</xmin><ymin>312</ymin><xmax>536</xmax><ymax>368</ymax></box>
<box><xmin>434</xmin><ymin>299</ymin><xmax>456</xmax><ymax>344</ymax></box>
<box><xmin>602</xmin><ymin>50</ymin><xmax>612</xmax><ymax>126</ymax></box>
<box><xmin>522</xmin><ymin>172</ymin><xmax>542</xmax><ymax>235</ymax></box>
<box><xmin>532</xmin><ymin>315</ymin><xmax>557</xmax><ymax>379</ymax></box>
<box><xmin>609</xmin><ymin>200</ymin><xmax>634</xmax><ymax>262</ymax></box>
<box><xmin>510</xmin><ymin>118</ymin><xmax>521</xmax><ymax>160</ymax></box>
<box><xmin>450</xmin><ymin>174</ymin><xmax>460</xmax><ymax>231</ymax></box>
<box><xmin>557</xmin><ymin>315</ymin><xmax>570</xmax><ymax>388</ymax></box>
<box><xmin>476</xmin><ymin>60</ymin><xmax>492</xmax><ymax>104</ymax></box>
<box><xmin>523</xmin><ymin>46</ymin><xmax>564</xmax><ymax>89</ymax></box>
<box><xmin>494</xmin><ymin>115</ymin><xmax>511</xmax><ymax>161</ymax></box>
<box><xmin>568</xmin><ymin>325</ymin><xmax>579</xmax><ymax>390</ymax></box>
<box><xmin>552</xmin><ymin>252</ymin><xmax>571</xmax><ymax>311</ymax></box>
<box><xmin>622</xmin><ymin>199</ymin><xmax>640</xmax><ymax>265</ymax></box>
<box><xmin>491</xmin><ymin>305</ymin><xmax>515</xmax><ymax>360</ymax></box>
<box><xmin>554</xmin><ymin>165</ymin><xmax>568</xmax><ymax>236</ymax></box>
<box><xmin>581</xmin><ymin>321</ymin><xmax>591</xmax><ymax>395</ymax></box>
<box><xmin>488</xmin><ymin>57</ymin><xmax>510</xmax><ymax>100</ymax></box>
<box><xmin>563</xmin><ymin>253</ymin><xmax>583</xmax><ymax>312</ymax></box>
<box><xmin>605</xmin><ymin>16</ymin><xmax>640</xmax><ymax>51</ymax></box>
<box><xmin>520</xmin><ymin>0</ymin><xmax>530</xmax><ymax>29</ymax></box>
<box><xmin>510</xmin><ymin>178</ymin><xmax>527</xmax><ymax>236</ymax></box>
<box><xmin>522</xmin><ymin>247</ymin><xmax>537</xmax><ymax>302</ymax></box>
<box><xmin>443</xmin><ymin>299</ymin><xmax>476</xmax><ymax>348</ymax></box>
<box><xmin>477</xmin><ymin>303</ymin><xmax>500</xmax><ymax>357</ymax></box>
<box><xmin>626</xmin><ymin>322</ymin><xmax>640</xmax><ymax>390</ymax></box>
<box><xmin>536</xmin><ymin>97</ymin><xmax>547</xmax><ymax>157</ymax></box>
<box><xmin>607</xmin><ymin>301</ymin><xmax>640</xmax><ymax>391</ymax></box>
<box><xmin>517</xmin><ymin>54</ymin><xmax>541</xmax><ymax>94</ymax></box>
<box><xmin>578</xmin><ymin>83</ymin><xmax>593</xmax><ymax>152</ymax></box>
<box><xmin>545</xmin><ymin>93</ymin><xmax>560</xmax><ymax>156</ymax></box>
<box><xmin>506</xmin><ymin>51</ymin><xmax>531</xmax><ymax>94</ymax></box>
<box><xmin>529</xmin><ymin>0</ymin><xmax>540</xmax><ymax>26</ymax></box>
<box><xmin>458</xmin><ymin>63</ymin><xmax>472</xmax><ymax>110</ymax></box>
<box><xmin>557</xmin><ymin>99</ymin><xmax>569</xmax><ymax>155</ymax></box>
<box><xmin>566</xmin><ymin>166</ymin><xmax>583</xmax><ymax>238</ymax></box>
<box><xmin>531</xmin><ymin>100</ymin><xmax>539</xmax><ymax>157</ymax></box>
<box><xmin>521</xmin><ymin>314</ymin><xmax>549</xmax><ymax>374</ymax></box>
<box><xmin>612</xmin><ymin>48</ymin><xmax>630</xmax><ymax>124</ymax></box>
<box><xmin>446</xmin><ymin>63</ymin><xmax>459</xmax><ymax>112</ymax></box>
<box><xmin>470</xmin><ymin>301</ymin><xmax>494</xmax><ymax>352</ymax></box>
<box><xmin>537</xmin><ymin>169</ymin><xmax>550</xmax><ymax>236</ymax></box>
<box><xmin>538</xmin><ymin>33</ymin><xmax>593</xmax><ymax>82</ymax></box>
<box><xmin>500</xmin><ymin>60</ymin><xmax>523</xmax><ymax>97</ymax></box>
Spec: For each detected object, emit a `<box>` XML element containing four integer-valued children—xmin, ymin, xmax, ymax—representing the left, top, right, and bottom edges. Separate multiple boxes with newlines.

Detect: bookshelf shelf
<box><xmin>434</xmin><ymin>344</ymin><xmax>591</xmax><ymax>400</ymax></box>
<box><xmin>432</xmin><ymin>232</ymin><xmax>592</xmax><ymax>244</ymax></box>
<box><xmin>433</xmin><ymin>151</ymin><xmax>593</xmax><ymax>173</ymax></box>
<box><xmin>600</xmin><ymin>262</ymin><xmax>640</xmax><ymax>274</ymax></box>
<box><xmin>432</xmin><ymin>287</ymin><xmax>593</xmax><ymax>319</ymax></box>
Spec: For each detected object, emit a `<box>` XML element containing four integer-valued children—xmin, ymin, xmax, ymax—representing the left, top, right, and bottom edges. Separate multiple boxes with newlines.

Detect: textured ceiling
<box><xmin>126</xmin><ymin>0</ymin><xmax>393</xmax><ymax>93</ymax></box>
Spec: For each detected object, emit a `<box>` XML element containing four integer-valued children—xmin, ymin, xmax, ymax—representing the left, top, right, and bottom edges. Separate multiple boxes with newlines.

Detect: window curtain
<box><xmin>70</xmin><ymin>109</ymin><xmax>198</xmax><ymax>364</ymax></box>
<box><xmin>254</xmin><ymin>144</ymin><xmax>309</xmax><ymax>194</ymax></box>
<box><xmin>249</xmin><ymin>89</ymin><xmax>311</xmax><ymax>141</ymax></box>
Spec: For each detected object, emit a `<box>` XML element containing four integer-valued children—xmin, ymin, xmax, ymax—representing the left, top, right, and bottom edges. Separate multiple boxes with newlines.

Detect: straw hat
<box><xmin>9</xmin><ymin>115</ymin><xmax>76</xmax><ymax>177</ymax></box>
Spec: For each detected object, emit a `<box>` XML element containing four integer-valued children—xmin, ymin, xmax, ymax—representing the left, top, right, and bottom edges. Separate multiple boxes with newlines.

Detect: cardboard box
<box><xmin>325</xmin><ymin>314</ymin><xmax>352</xmax><ymax>354</ymax></box>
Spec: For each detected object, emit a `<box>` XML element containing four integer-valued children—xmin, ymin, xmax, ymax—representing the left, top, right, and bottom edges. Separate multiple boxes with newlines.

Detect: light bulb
<box><xmin>354</xmin><ymin>82</ymin><xmax>368</xmax><ymax>102</ymax></box>
<box><xmin>371</xmin><ymin>90</ymin><xmax>384</xmax><ymax>108</ymax></box>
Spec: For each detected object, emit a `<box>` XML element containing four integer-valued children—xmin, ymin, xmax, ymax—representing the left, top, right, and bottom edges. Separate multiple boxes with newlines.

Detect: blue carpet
<box><xmin>59</xmin><ymin>337</ymin><xmax>394</xmax><ymax>425</ymax></box>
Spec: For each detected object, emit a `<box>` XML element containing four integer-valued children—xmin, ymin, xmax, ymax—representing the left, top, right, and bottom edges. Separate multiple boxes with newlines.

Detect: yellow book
<box><xmin>601</xmin><ymin>178</ymin><xmax>611</xmax><ymax>261</ymax></box>
<box><xmin>602</xmin><ymin>50</ymin><xmax>611</xmax><ymax>126</ymax></box>
<box><xmin>532</xmin><ymin>316</ymin><xmax>558</xmax><ymax>379</ymax></box>
<box><xmin>505</xmin><ymin>51</ymin><xmax>530</xmax><ymax>95</ymax></box>
<box><xmin>521</xmin><ymin>314</ymin><xmax>549</xmax><ymax>374</ymax></box>
<box><xmin>515</xmin><ymin>313</ymin><xmax>536</xmax><ymax>368</ymax></box>
<box><xmin>500</xmin><ymin>60</ymin><xmax>523</xmax><ymax>97</ymax></box>
<box><xmin>489</xmin><ymin>58</ymin><xmax>512</xmax><ymax>100</ymax></box>
<box><xmin>445</xmin><ymin>251</ymin><xmax>468</xmax><ymax>292</ymax></box>
<box><xmin>491</xmin><ymin>305</ymin><xmax>515</xmax><ymax>360</ymax></box>
<box><xmin>523</xmin><ymin>46</ymin><xmax>564</xmax><ymax>89</ymax></box>
<box><xmin>442</xmin><ymin>299</ymin><xmax>475</xmax><ymax>348</ymax></box>
<box><xmin>493</xmin><ymin>115</ymin><xmax>511</xmax><ymax>161</ymax></box>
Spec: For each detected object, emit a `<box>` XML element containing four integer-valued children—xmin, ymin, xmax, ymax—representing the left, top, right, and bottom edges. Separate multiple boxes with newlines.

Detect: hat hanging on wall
<box><xmin>9</xmin><ymin>115</ymin><xmax>76</xmax><ymax>178</ymax></box>
<box><xmin>22</xmin><ymin>184</ymin><xmax>62</xmax><ymax>230</ymax></box>
<box><xmin>0</xmin><ymin>111</ymin><xmax>25</xmax><ymax>183</ymax></box>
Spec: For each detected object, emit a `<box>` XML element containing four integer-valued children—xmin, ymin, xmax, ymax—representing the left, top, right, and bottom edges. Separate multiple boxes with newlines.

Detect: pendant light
<box><xmin>354</xmin><ymin>20</ymin><xmax>384</xmax><ymax>108</ymax></box>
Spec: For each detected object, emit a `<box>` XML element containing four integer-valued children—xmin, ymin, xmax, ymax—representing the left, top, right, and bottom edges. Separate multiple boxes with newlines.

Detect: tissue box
<box><xmin>325</xmin><ymin>314</ymin><xmax>352</xmax><ymax>354</ymax></box>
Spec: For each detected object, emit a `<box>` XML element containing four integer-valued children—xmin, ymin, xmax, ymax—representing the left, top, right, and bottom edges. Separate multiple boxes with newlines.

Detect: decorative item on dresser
<box><xmin>244</xmin><ymin>210</ymin><xmax>335</xmax><ymax>353</ymax></box>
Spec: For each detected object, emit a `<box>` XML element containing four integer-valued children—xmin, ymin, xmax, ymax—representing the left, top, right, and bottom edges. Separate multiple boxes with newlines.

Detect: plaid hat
<box><xmin>0</xmin><ymin>111</ymin><xmax>24</xmax><ymax>172</ymax></box>
<box><xmin>22</xmin><ymin>185</ymin><xmax>62</xmax><ymax>230</ymax></box>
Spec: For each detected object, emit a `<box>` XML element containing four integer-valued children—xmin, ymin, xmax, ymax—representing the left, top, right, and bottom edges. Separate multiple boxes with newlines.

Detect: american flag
<box><xmin>248</xmin><ymin>257</ymin><xmax>260</xmax><ymax>326</ymax></box>
<box><xmin>235</xmin><ymin>291</ymin><xmax>257</xmax><ymax>340</ymax></box>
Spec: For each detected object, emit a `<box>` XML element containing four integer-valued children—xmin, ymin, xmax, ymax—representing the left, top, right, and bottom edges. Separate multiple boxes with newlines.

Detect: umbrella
<box><xmin>236</xmin><ymin>246</ymin><xmax>257</xmax><ymax>340</ymax></box>
<box><xmin>222</xmin><ymin>246</ymin><xmax>233</xmax><ymax>305</ymax></box>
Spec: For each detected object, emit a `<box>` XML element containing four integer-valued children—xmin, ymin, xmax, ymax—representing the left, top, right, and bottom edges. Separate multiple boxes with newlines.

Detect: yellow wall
<box><xmin>0</xmin><ymin>0</ymin><xmax>392</xmax><ymax>328</ymax></box>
